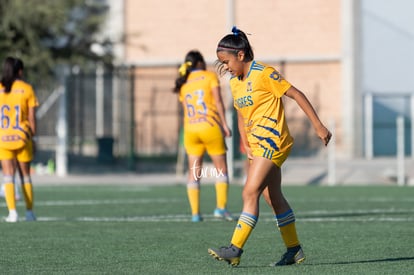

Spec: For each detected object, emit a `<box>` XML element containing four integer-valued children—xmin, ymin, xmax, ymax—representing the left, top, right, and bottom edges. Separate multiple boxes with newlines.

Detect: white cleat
<box><xmin>5</xmin><ymin>211</ymin><xmax>19</xmax><ymax>223</ymax></box>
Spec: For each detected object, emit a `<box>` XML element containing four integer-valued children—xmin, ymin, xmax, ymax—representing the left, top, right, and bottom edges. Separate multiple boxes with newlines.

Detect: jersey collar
<box><xmin>238</xmin><ymin>60</ymin><xmax>255</xmax><ymax>81</ymax></box>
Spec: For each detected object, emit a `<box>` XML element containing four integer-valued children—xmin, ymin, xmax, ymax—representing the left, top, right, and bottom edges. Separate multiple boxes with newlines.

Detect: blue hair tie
<box><xmin>232</xmin><ymin>26</ymin><xmax>240</xmax><ymax>36</ymax></box>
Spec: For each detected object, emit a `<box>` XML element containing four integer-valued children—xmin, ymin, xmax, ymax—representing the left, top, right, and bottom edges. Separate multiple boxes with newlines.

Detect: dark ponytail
<box><xmin>216</xmin><ymin>26</ymin><xmax>254</xmax><ymax>61</ymax></box>
<box><xmin>13</xmin><ymin>58</ymin><xmax>24</xmax><ymax>79</ymax></box>
<box><xmin>0</xmin><ymin>57</ymin><xmax>17</xmax><ymax>93</ymax></box>
<box><xmin>215</xmin><ymin>27</ymin><xmax>254</xmax><ymax>76</ymax></box>
<box><xmin>173</xmin><ymin>50</ymin><xmax>206</xmax><ymax>93</ymax></box>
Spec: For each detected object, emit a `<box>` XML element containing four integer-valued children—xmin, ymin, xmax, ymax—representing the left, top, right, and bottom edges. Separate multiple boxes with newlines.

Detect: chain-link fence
<box><xmin>35</xmin><ymin>64</ymin><xmax>337</xmax><ymax>174</ymax></box>
<box><xmin>35</xmin><ymin>66</ymin><xmax>181</xmax><ymax>173</ymax></box>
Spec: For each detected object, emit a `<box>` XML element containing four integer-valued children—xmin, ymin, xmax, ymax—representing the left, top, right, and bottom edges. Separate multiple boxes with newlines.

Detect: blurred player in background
<box><xmin>208</xmin><ymin>27</ymin><xmax>332</xmax><ymax>266</ymax></box>
<box><xmin>0</xmin><ymin>57</ymin><xmax>38</xmax><ymax>222</ymax></box>
<box><xmin>174</xmin><ymin>50</ymin><xmax>234</xmax><ymax>222</ymax></box>
<box><xmin>0</xmin><ymin>58</ymin><xmax>26</xmax><ymax>201</ymax></box>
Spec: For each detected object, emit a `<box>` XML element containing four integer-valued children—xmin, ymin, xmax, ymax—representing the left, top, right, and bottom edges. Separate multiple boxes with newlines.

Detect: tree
<box><xmin>0</xmin><ymin>0</ymin><xmax>113</xmax><ymax>88</ymax></box>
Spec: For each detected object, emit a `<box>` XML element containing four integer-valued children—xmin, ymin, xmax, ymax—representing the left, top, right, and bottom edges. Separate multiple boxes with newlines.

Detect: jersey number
<box><xmin>269</xmin><ymin>71</ymin><xmax>281</xmax><ymax>81</ymax></box>
<box><xmin>184</xmin><ymin>90</ymin><xmax>207</xmax><ymax>117</ymax></box>
<box><xmin>1</xmin><ymin>104</ymin><xmax>21</xmax><ymax>129</ymax></box>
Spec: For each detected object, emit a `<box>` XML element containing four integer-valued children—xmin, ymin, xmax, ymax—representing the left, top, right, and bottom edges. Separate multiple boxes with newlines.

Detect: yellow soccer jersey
<box><xmin>231</xmin><ymin>61</ymin><xmax>293</xmax><ymax>158</ymax></box>
<box><xmin>179</xmin><ymin>70</ymin><xmax>222</xmax><ymax>131</ymax></box>
<box><xmin>0</xmin><ymin>80</ymin><xmax>39</xmax><ymax>150</ymax></box>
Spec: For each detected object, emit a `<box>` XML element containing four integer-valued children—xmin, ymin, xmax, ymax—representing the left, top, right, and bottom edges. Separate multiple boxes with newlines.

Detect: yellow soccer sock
<box><xmin>4</xmin><ymin>178</ymin><xmax>16</xmax><ymax>211</ymax></box>
<box><xmin>23</xmin><ymin>176</ymin><xmax>34</xmax><ymax>210</ymax></box>
<box><xmin>230</xmin><ymin>212</ymin><xmax>257</xmax><ymax>249</ymax></box>
<box><xmin>215</xmin><ymin>180</ymin><xmax>228</xmax><ymax>209</ymax></box>
<box><xmin>187</xmin><ymin>181</ymin><xmax>200</xmax><ymax>215</ymax></box>
<box><xmin>276</xmin><ymin>209</ymin><xmax>300</xmax><ymax>248</ymax></box>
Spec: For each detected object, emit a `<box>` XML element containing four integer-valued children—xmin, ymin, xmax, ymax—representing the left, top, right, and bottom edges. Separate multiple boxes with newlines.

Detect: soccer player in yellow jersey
<box><xmin>208</xmin><ymin>27</ymin><xmax>332</xmax><ymax>266</ymax></box>
<box><xmin>0</xmin><ymin>58</ymin><xmax>26</xmax><ymax>201</ymax></box>
<box><xmin>0</xmin><ymin>57</ymin><xmax>39</xmax><ymax>222</ymax></box>
<box><xmin>174</xmin><ymin>50</ymin><xmax>234</xmax><ymax>222</ymax></box>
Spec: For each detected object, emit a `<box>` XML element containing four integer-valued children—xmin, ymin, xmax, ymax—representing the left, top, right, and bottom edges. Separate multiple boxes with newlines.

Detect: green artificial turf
<box><xmin>0</xmin><ymin>184</ymin><xmax>412</xmax><ymax>274</ymax></box>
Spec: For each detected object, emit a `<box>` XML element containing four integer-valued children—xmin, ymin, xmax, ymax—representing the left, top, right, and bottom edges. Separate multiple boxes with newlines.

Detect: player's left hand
<box><xmin>222</xmin><ymin>125</ymin><xmax>232</xmax><ymax>137</ymax></box>
<box><xmin>316</xmin><ymin>126</ymin><xmax>332</xmax><ymax>146</ymax></box>
<box><xmin>323</xmin><ymin>131</ymin><xmax>332</xmax><ymax>146</ymax></box>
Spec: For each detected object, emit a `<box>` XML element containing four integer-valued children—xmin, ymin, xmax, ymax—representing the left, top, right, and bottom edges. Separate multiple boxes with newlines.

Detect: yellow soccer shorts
<box><xmin>0</xmin><ymin>140</ymin><xmax>34</xmax><ymax>162</ymax></box>
<box><xmin>184</xmin><ymin>125</ymin><xmax>227</xmax><ymax>156</ymax></box>
<box><xmin>250</xmin><ymin>143</ymin><xmax>292</xmax><ymax>167</ymax></box>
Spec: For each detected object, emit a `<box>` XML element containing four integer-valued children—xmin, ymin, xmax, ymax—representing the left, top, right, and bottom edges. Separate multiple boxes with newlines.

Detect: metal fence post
<box><xmin>364</xmin><ymin>93</ymin><xmax>373</xmax><ymax>159</ymax></box>
<box><xmin>56</xmin><ymin>84</ymin><xmax>68</xmax><ymax>177</ymax></box>
<box><xmin>327</xmin><ymin>118</ymin><xmax>336</xmax><ymax>186</ymax></box>
<box><xmin>96</xmin><ymin>63</ymin><xmax>104</xmax><ymax>138</ymax></box>
<box><xmin>397</xmin><ymin>116</ymin><xmax>405</xmax><ymax>186</ymax></box>
<box><xmin>411</xmin><ymin>95</ymin><xmax>414</xmax><ymax>159</ymax></box>
<box><xmin>128</xmin><ymin>65</ymin><xmax>136</xmax><ymax>170</ymax></box>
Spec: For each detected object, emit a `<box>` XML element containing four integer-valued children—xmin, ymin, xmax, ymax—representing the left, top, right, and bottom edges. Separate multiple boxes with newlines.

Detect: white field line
<box><xmin>0</xmin><ymin>198</ymin><xmax>182</xmax><ymax>207</ymax></box>
<box><xmin>6</xmin><ymin>208</ymin><xmax>414</xmax><ymax>223</ymax></box>
<box><xmin>3</xmin><ymin>198</ymin><xmax>413</xmax><ymax>223</ymax></box>
<box><xmin>31</xmin><ymin>215</ymin><xmax>414</xmax><ymax>223</ymax></box>
<box><xmin>4</xmin><ymin>196</ymin><xmax>414</xmax><ymax>207</ymax></box>
<box><xmin>297</xmin><ymin>208</ymin><xmax>414</xmax><ymax>215</ymax></box>
<box><xmin>292</xmin><ymin>197</ymin><xmax>414</xmax><ymax>203</ymax></box>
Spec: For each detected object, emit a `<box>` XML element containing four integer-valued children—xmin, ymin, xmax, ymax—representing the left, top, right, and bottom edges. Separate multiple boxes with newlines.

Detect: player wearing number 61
<box><xmin>0</xmin><ymin>56</ymin><xmax>38</xmax><ymax>222</ymax></box>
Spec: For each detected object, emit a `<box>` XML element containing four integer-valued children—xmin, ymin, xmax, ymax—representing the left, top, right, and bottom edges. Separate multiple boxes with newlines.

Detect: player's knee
<box><xmin>241</xmin><ymin>187</ymin><xmax>261</xmax><ymax>203</ymax></box>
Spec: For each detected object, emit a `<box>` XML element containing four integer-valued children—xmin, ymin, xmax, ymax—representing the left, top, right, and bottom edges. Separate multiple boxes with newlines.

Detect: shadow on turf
<box><xmin>308</xmin><ymin>256</ymin><xmax>414</xmax><ymax>266</ymax></box>
<box><xmin>207</xmin><ymin>257</ymin><xmax>414</xmax><ymax>269</ymax></box>
<box><xmin>307</xmin><ymin>171</ymin><xmax>327</xmax><ymax>185</ymax></box>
